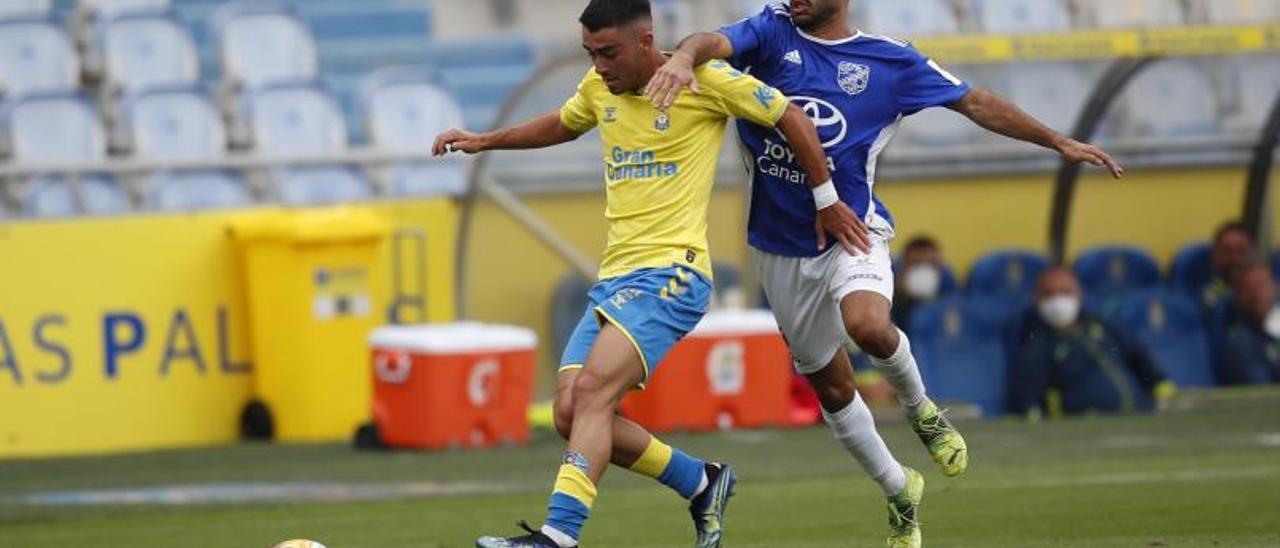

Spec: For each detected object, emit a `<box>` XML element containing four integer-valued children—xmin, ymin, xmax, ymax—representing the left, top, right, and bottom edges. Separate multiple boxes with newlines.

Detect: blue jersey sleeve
<box><xmin>718</xmin><ymin>3</ymin><xmax>787</xmax><ymax>68</ymax></box>
<box><xmin>896</xmin><ymin>47</ymin><xmax>971</xmax><ymax>114</ymax></box>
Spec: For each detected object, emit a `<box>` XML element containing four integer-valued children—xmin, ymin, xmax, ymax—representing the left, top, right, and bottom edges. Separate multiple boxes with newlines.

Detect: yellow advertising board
<box><xmin>914</xmin><ymin>25</ymin><xmax>1278</xmax><ymax>65</ymax></box>
<box><xmin>0</xmin><ymin>199</ymin><xmax>457</xmax><ymax>458</ymax></box>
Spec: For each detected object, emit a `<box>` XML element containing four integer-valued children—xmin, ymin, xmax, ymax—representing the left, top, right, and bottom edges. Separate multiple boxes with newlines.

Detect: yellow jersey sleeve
<box><xmin>696</xmin><ymin>60</ymin><xmax>788</xmax><ymax>128</ymax></box>
<box><xmin>559</xmin><ymin>69</ymin><xmax>600</xmax><ymax>134</ymax></box>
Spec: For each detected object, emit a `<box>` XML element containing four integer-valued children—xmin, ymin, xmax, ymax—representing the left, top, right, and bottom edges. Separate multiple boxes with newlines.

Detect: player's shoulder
<box><xmin>575</xmin><ymin>66</ymin><xmax>608</xmax><ymax>91</ymax></box>
<box><xmin>693</xmin><ymin>59</ymin><xmax>757</xmax><ymax>87</ymax></box>
<box><xmin>743</xmin><ymin>2</ymin><xmax>793</xmax><ymax>23</ymax></box>
<box><xmin>853</xmin><ymin>31</ymin><xmax>925</xmax><ymax>59</ymax></box>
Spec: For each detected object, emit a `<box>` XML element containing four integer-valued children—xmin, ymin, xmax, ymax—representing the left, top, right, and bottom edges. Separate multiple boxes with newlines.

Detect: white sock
<box><xmin>541</xmin><ymin>524</ymin><xmax>577</xmax><ymax>548</ymax></box>
<box><xmin>692</xmin><ymin>471</ymin><xmax>709</xmax><ymax>499</ymax></box>
<box><xmin>823</xmin><ymin>393</ymin><xmax>907</xmax><ymax>496</ymax></box>
<box><xmin>870</xmin><ymin>328</ymin><xmax>929</xmax><ymax>415</ymax></box>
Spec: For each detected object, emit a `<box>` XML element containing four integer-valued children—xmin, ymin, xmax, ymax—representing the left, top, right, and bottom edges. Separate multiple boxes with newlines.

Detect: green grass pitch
<box><xmin>2</xmin><ymin>389</ymin><xmax>1278</xmax><ymax>547</ymax></box>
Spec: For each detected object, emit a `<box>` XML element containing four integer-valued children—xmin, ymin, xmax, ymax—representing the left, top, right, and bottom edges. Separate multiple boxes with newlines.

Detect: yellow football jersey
<box><xmin>560</xmin><ymin>60</ymin><xmax>788</xmax><ymax>281</ymax></box>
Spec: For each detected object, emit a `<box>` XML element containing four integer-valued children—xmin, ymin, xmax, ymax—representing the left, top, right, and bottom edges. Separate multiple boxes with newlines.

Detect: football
<box><xmin>273</xmin><ymin>540</ymin><xmax>327</xmax><ymax>548</ymax></box>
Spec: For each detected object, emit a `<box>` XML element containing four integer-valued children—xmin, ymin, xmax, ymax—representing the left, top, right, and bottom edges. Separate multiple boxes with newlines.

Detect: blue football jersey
<box><xmin>721</xmin><ymin>3</ymin><xmax>972</xmax><ymax>257</ymax></box>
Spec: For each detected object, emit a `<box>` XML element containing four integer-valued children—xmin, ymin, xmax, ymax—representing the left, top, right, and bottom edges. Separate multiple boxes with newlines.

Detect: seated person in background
<box><xmin>1008</xmin><ymin>267</ymin><xmax>1175</xmax><ymax>418</ymax></box>
<box><xmin>1218</xmin><ymin>263</ymin><xmax>1280</xmax><ymax>385</ymax></box>
<box><xmin>891</xmin><ymin>235</ymin><xmax>947</xmax><ymax>328</ymax></box>
<box><xmin>1204</xmin><ymin>221</ymin><xmax>1257</xmax><ymax>312</ymax></box>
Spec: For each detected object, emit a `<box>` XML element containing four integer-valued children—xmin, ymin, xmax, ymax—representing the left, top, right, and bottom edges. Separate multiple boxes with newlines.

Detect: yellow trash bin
<box><xmin>231</xmin><ymin>208</ymin><xmax>389</xmax><ymax>442</ymax></box>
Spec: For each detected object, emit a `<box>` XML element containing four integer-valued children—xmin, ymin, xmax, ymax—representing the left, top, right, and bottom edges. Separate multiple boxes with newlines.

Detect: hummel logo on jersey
<box><xmin>784</xmin><ymin>50</ymin><xmax>802</xmax><ymax>65</ymax></box>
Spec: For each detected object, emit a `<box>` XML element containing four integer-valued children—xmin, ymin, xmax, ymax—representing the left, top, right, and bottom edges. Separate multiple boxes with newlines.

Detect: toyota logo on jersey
<box><xmin>785</xmin><ymin>96</ymin><xmax>847</xmax><ymax>148</ymax></box>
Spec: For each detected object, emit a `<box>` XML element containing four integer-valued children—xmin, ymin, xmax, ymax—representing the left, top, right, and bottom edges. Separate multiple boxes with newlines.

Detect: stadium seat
<box><xmin>78</xmin><ymin>0</ymin><xmax>171</xmax><ymax>20</ymax></box>
<box><xmin>973</xmin><ymin>0</ymin><xmax>1073</xmax><ymax>34</ymax></box>
<box><xmin>214</xmin><ymin>2</ymin><xmax>318</xmax><ymax>91</ymax></box>
<box><xmin>0</xmin><ymin>0</ymin><xmax>51</xmax><ymax>20</ymax></box>
<box><xmin>247</xmin><ymin>82</ymin><xmax>371</xmax><ymax>205</ymax></box>
<box><xmin>148</xmin><ymin>171</ymin><xmax>251</xmax><ymax>211</ymax></box>
<box><xmin>1106</xmin><ymin>289</ymin><xmax>1215</xmax><ymax>387</ymax></box>
<box><xmin>1225</xmin><ymin>54</ymin><xmax>1280</xmax><ymax>133</ymax></box>
<box><xmin>0</xmin><ymin>18</ymin><xmax>80</xmax><ymax>96</ymax></box>
<box><xmin>1115</xmin><ymin>60</ymin><xmax>1219</xmax><ymax>139</ymax></box>
<box><xmin>8</xmin><ymin>91</ymin><xmax>105</xmax><ymax>162</ymax></box>
<box><xmin>1273</xmin><ymin>252</ymin><xmax>1280</xmax><ymax>282</ymax></box>
<box><xmin>1088</xmin><ymin>0</ymin><xmax>1187</xmax><ymax>28</ymax></box>
<box><xmin>1169</xmin><ymin>242</ymin><xmax>1212</xmax><ymax>298</ymax></box>
<box><xmin>1073</xmin><ymin>246</ymin><xmax>1162</xmax><ymax>295</ymax></box>
<box><xmin>98</xmin><ymin>12</ymin><xmax>199</xmax><ymax>95</ymax></box>
<box><xmin>1199</xmin><ymin>0</ymin><xmax>1280</xmax><ymax>25</ymax></box>
<box><xmin>1002</xmin><ymin>62</ymin><xmax>1092</xmax><ymax>133</ymax></box>
<box><xmin>360</xmin><ymin>66</ymin><xmax>467</xmax><ymax>197</ymax></box>
<box><xmin>126</xmin><ymin>86</ymin><xmax>224</xmax><ymax>158</ymax></box>
<box><xmin>967</xmin><ymin>250</ymin><xmax>1051</xmax><ymax>302</ymax></box>
<box><xmin>6</xmin><ymin>91</ymin><xmax>131</xmax><ymax>217</ymax></box>
<box><xmin>24</xmin><ymin>175</ymin><xmax>131</xmax><ymax>217</ymax></box>
<box><xmin>863</xmin><ymin>0</ymin><xmax>959</xmax><ymax>37</ymax></box>
<box><xmin>125</xmin><ymin>86</ymin><xmax>251</xmax><ymax>210</ymax></box>
<box><xmin>909</xmin><ymin>295</ymin><xmax>1015</xmax><ymax>416</ymax></box>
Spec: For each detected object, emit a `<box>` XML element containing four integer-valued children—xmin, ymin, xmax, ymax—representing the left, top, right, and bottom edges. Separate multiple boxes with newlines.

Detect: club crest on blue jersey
<box><xmin>837</xmin><ymin>62</ymin><xmax>871</xmax><ymax>95</ymax></box>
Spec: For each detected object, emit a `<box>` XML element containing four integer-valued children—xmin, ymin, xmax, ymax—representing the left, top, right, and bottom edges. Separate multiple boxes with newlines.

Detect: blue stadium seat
<box><xmin>6</xmin><ymin>91</ymin><xmax>131</xmax><ymax>217</ymax></box>
<box><xmin>1106</xmin><ymin>289</ymin><xmax>1215</xmax><ymax>387</ymax></box>
<box><xmin>909</xmin><ymin>296</ymin><xmax>1015</xmax><ymax>416</ymax></box>
<box><xmin>863</xmin><ymin>0</ymin><xmax>959</xmax><ymax>37</ymax></box>
<box><xmin>126</xmin><ymin>86</ymin><xmax>223</xmax><ymax>157</ymax></box>
<box><xmin>148</xmin><ymin>171</ymin><xmax>250</xmax><ymax>210</ymax></box>
<box><xmin>973</xmin><ymin>0</ymin><xmax>1072</xmax><ymax>34</ymax></box>
<box><xmin>967</xmin><ymin>250</ymin><xmax>1051</xmax><ymax>302</ymax></box>
<box><xmin>246</xmin><ymin>82</ymin><xmax>371</xmax><ymax>205</ymax></box>
<box><xmin>275</xmin><ymin>166</ymin><xmax>369</xmax><ymax>206</ymax></box>
<box><xmin>1117</xmin><ymin>60</ymin><xmax>1219</xmax><ymax>139</ymax></box>
<box><xmin>0</xmin><ymin>1</ymin><xmax>52</xmax><ymax>20</ymax></box>
<box><xmin>79</xmin><ymin>0</ymin><xmax>170</xmax><ymax>20</ymax></box>
<box><xmin>7</xmin><ymin>91</ymin><xmax>104</xmax><ymax>162</ymax></box>
<box><xmin>24</xmin><ymin>175</ymin><xmax>131</xmax><ymax>217</ymax></box>
<box><xmin>1002</xmin><ymin>62</ymin><xmax>1092</xmax><ymax>133</ymax></box>
<box><xmin>213</xmin><ymin>1</ymin><xmax>317</xmax><ymax>90</ymax></box>
<box><xmin>1169</xmin><ymin>242</ymin><xmax>1212</xmax><ymax>297</ymax></box>
<box><xmin>1073</xmin><ymin>246</ymin><xmax>1162</xmax><ymax>295</ymax></box>
<box><xmin>361</xmin><ymin>66</ymin><xmax>467</xmax><ymax>197</ymax></box>
<box><xmin>0</xmin><ymin>18</ymin><xmax>79</xmax><ymax>96</ymax></box>
<box><xmin>98</xmin><ymin>12</ymin><xmax>198</xmax><ymax>94</ymax></box>
<box><xmin>124</xmin><ymin>86</ymin><xmax>251</xmax><ymax>210</ymax></box>
<box><xmin>1088</xmin><ymin>0</ymin><xmax>1187</xmax><ymax>28</ymax></box>
<box><xmin>1273</xmin><ymin>252</ymin><xmax>1280</xmax><ymax>282</ymax></box>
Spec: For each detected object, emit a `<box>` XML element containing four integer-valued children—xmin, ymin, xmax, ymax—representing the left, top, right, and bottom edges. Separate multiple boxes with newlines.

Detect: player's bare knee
<box><xmin>848</xmin><ymin>318</ymin><xmax>897</xmax><ymax>358</ymax></box>
<box><xmin>570</xmin><ymin>370</ymin><xmax>615</xmax><ymax>414</ymax></box>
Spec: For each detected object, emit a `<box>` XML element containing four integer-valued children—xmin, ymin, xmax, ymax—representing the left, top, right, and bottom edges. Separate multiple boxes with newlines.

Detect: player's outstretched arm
<box><xmin>432</xmin><ymin>112</ymin><xmax>582</xmax><ymax>156</ymax></box>
<box><xmin>775</xmin><ymin>104</ymin><xmax>871</xmax><ymax>255</ymax></box>
<box><xmin>950</xmin><ymin>88</ymin><xmax>1124</xmax><ymax>179</ymax></box>
<box><xmin>644</xmin><ymin>32</ymin><xmax>734</xmax><ymax>109</ymax></box>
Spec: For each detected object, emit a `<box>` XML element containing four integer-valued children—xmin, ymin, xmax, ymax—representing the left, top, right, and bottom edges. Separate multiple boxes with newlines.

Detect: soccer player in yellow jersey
<box><xmin>434</xmin><ymin>1</ymin><xmax>868</xmax><ymax>546</ymax></box>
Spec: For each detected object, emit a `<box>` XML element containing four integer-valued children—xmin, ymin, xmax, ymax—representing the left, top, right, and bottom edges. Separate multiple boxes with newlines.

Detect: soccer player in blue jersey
<box><xmin>645</xmin><ymin>1</ymin><xmax>1124</xmax><ymax>546</ymax></box>
<box><xmin>435</xmin><ymin>1</ymin><xmax>869</xmax><ymax>547</ymax></box>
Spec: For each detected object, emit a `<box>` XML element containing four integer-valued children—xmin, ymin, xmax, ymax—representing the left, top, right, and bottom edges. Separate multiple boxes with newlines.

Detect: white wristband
<box><xmin>812</xmin><ymin>180</ymin><xmax>839</xmax><ymax>210</ymax></box>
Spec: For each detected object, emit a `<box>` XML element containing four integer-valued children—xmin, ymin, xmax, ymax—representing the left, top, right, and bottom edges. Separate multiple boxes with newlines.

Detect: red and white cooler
<box><xmin>368</xmin><ymin>323</ymin><xmax>537</xmax><ymax>450</ymax></box>
<box><xmin>620</xmin><ymin>310</ymin><xmax>793</xmax><ymax>432</ymax></box>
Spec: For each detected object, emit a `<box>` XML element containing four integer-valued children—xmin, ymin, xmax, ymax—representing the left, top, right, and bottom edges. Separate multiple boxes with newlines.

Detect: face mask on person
<box><xmin>903</xmin><ymin>265</ymin><xmax>942</xmax><ymax>301</ymax></box>
<box><xmin>1038</xmin><ymin>295</ymin><xmax>1081</xmax><ymax>329</ymax></box>
<box><xmin>1265</xmin><ymin>305</ymin><xmax>1280</xmax><ymax>339</ymax></box>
